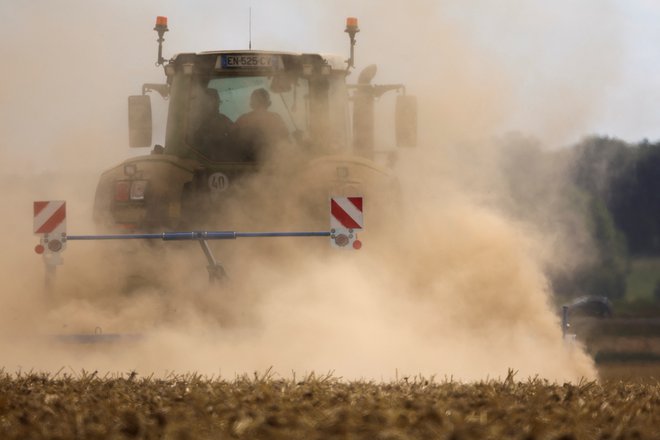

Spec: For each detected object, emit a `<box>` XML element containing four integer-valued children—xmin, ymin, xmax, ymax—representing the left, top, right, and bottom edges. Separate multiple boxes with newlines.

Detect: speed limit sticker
<box><xmin>208</xmin><ymin>172</ymin><xmax>229</xmax><ymax>193</ymax></box>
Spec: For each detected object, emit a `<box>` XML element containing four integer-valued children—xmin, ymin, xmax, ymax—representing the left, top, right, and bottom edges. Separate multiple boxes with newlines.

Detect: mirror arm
<box><xmin>142</xmin><ymin>83</ymin><xmax>170</xmax><ymax>99</ymax></box>
<box><xmin>347</xmin><ymin>84</ymin><xmax>405</xmax><ymax>98</ymax></box>
<box><xmin>372</xmin><ymin>84</ymin><xmax>405</xmax><ymax>98</ymax></box>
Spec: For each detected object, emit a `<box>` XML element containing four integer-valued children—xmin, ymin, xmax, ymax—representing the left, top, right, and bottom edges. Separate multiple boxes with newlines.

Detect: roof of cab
<box><xmin>170</xmin><ymin>50</ymin><xmax>347</xmax><ymax>71</ymax></box>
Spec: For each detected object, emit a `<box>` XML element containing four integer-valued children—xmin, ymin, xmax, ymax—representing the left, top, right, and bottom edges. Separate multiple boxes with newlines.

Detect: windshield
<box><xmin>185</xmin><ymin>75</ymin><xmax>309</xmax><ymax>162</ymax></box>
<box><xmin>208</xmin><ymin>76</ymin><xmax>307</xmax><ymax>129</ymax></box>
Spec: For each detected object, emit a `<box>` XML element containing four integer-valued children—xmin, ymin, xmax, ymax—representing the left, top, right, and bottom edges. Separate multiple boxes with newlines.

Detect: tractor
<box><xmin>31</xmin><ymin>17</ymin><xmax>417</xmax><ymax>342</ymax></box>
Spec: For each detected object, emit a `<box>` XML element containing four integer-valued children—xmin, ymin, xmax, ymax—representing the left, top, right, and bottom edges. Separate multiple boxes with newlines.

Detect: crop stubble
<box><xmin>0</xmin><ymin>371</ymin><xmax>658</xmax><ymax>439</ymax></box>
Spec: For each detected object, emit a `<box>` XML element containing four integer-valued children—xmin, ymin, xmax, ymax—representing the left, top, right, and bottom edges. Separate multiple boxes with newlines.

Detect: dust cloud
<box><xmin>0</xmin><ymin>0</ymin><xmax>627</xmax><ymax>381</ymax></box>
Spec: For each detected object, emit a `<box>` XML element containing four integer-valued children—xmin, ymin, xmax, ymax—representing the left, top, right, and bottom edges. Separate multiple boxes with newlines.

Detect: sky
<box><xmin>456</xmin><ymin>0</ymin><xmax>660</xmax><ymax>141</ymax></box>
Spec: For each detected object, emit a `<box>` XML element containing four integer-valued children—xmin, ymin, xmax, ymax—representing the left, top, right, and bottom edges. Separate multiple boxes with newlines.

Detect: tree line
<box><xmin>497</xmin><ymin>135</ymin><xmax>660</xmax><ymax>302</ymax></box>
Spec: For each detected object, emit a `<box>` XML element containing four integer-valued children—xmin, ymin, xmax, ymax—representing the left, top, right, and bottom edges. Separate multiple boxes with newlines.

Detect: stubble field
<box><xmin>1</xmin><ymin>370</ymin><xmax>658</xmax><ymax>440</ymax></box>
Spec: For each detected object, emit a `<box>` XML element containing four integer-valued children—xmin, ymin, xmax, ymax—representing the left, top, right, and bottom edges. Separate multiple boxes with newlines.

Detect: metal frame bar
<box><xmin>65</xmin><ymin>230</ymin><xmax>332</xmax><ymax>282</ymax></box>
<box><xmin>66</xmin><ymin>231</ymin><xmax>331</xmax><ymax>241</ymax></box>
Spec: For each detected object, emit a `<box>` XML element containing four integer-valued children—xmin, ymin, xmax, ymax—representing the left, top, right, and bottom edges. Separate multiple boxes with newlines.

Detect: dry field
<box><xmin>0</xmin><ymin>370</ymin><xmax>658</xmax><ymax>440</ymax></box>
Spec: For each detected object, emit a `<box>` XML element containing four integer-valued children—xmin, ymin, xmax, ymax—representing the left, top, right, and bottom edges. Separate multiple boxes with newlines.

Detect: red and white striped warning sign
<box><xmin>330</xmin><ymin>197</ymin><xmax>363</xmax><ymax>230</ymax></box>
<box><xmin>330</xmin><ymin>197</ymin><xmax>363</xmax><ymax>249</ymax></box>
<box><xmin>34</xmin><ymin>201</ymin><xmax>66</xmax><ymax>235</ymax></box>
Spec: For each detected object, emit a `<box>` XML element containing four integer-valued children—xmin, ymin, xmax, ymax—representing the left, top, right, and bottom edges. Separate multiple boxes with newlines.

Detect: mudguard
<box><xmin>93</xmin><ymin>154</ymin><xmax>197</xmax><ymax>232</ymax></box>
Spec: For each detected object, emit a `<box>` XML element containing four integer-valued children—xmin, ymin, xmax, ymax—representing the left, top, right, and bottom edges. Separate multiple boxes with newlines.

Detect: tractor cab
<box><xmin>94</xmin><ymin>17</ymin><xmax>416</xmax><ymax>232</ymax></box>
<box><xmin>132</xmin><ymin>50</ymin><xmax>352</xmax><ymax>165</ymax></box>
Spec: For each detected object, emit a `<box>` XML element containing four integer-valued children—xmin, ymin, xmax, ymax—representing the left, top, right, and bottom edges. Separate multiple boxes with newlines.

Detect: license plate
<box><xmin>218</xmin><ymin>54</ymin><xmax>280</xmax><ymax>69</ymax></box>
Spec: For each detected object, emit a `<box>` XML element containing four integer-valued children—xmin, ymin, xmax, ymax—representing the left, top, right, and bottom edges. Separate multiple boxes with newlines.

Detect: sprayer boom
<box><xmin>35</xmin><ymin>197</ymin><xmax>364</xmax><ymax>282</ymax></box>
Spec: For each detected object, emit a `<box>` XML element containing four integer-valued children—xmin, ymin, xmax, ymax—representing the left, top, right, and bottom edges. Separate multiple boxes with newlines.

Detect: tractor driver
<box><xmin>194</xmin><ymin>88</ymin><xmax>233</xmax><ymax>160</ymax></box>
<box><xmin>232</xmin><ymin>88</ymin><xmax>289</xmax><ymax>161</ymax></box>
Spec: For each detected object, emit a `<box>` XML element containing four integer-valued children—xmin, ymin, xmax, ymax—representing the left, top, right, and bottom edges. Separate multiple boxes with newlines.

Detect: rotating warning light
<box><xmin>155</xmin><ymin>16</ymin><xmax>168</xmax><ymax>29</ymax></box>
<box><xmin>35</xmin><ymin>244</ymin><xmax>45</xmax><ymax>255</ymax></box>
<box><xmin>344</xmin><ymin>18</ymin><xmax>359</xmax><ymax>69</ymax></box>
<box><xmin>154</xmin><ymin>16</ymin><xmax>169</xmax><ymax>66</ymax></box>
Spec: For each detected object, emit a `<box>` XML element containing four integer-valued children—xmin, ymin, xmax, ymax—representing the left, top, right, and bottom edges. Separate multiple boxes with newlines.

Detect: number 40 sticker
<box><xmin>208</xmin><ymin>172</ymin><xmax>229</xmax><ymax>193</ymax></box>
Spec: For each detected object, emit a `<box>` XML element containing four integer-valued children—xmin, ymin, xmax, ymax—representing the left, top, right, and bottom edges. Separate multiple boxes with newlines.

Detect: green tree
<box><xmin>581</xmin><ymin>197</ymin><xmax>628</xmax><ymax>299</ymax></box>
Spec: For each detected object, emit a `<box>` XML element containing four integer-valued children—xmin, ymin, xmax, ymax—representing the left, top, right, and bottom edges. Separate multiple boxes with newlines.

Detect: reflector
<box><xmin>48</xmin><ymin>240</ymin><xmax>63</xmax><ymax>252</ymax></box>
<box><xmin>334</xmin><ymin>234</ymin><xmax>349</xmax><ymax>247</ymax></box>
<box><xmin>130</xmin><ymin>180</ymin><xmax>148</xmax><ymax>201</ymax></box>
<box><xmin>34</xmin><ymin>244</ymin><xmax>45</xmax><ymax>254</ymax></box>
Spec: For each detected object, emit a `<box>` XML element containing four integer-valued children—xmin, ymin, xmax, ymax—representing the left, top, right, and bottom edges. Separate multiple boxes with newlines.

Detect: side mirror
<box><xmin>128</xmin><ymin>95</ymin><xmax>152</xmax><ymax>148</ymax></box>
<box><xmin>395</xmin><ymin>95</ymin><xmax>417</xmax><ymax>147</ymax></box>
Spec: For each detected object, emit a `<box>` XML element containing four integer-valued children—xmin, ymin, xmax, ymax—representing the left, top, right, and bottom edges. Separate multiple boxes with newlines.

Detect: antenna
<box><xmin>249</xmin><ymin>7</ymin><xmax>252</xmax><ymax>50</ymax></box>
